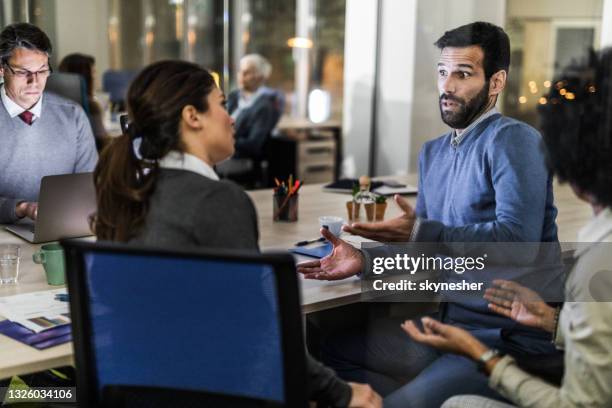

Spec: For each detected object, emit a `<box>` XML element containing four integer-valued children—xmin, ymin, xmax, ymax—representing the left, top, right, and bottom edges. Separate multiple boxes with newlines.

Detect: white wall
<box><xmin>341</xmin><ymin>0</ymin><xmax>379</xmax><ymax>177</ymax></box>
<box><xmin>54</xmin><ymin>0</ymin><xmax>110</xmax><ymax>90</ymax></box>
<box><xmin>601</xmin><ymin>0</ymin><xmax>612</xmax><ymax>46</ymax></box>
<box><xmin>2</xmin><ymin>1</ymin><xmax>14</xmax><ymax>25</ymax></box>
<box><xmin>373</xmin><ymin>0</ymin><xmax>418</xmax><ymax>176</ymax></box>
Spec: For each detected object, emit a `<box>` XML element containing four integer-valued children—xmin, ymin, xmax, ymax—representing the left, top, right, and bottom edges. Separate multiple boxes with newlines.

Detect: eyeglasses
<box><xmin>3</xmin><ymin>63</ymin><xmax>53</xmax><ymax>79</ymax></box>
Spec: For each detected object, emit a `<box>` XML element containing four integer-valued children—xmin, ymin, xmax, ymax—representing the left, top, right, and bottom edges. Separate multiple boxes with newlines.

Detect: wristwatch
<box><xmin>477</xmin><ymin>349</ymin><xmax>500</xmax><ymax>372</ymax></box>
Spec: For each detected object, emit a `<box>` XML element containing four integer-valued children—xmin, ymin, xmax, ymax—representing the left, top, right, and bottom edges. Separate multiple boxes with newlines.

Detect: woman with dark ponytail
<box><xmin>93</xmin><ymin>60</ymin><xmax>258</xmax><ymax>249</ymax></box>
<box><xmin>91</xmin><ymin>60</ymin><xmax>381</xmax><ymax>408</ymax></box>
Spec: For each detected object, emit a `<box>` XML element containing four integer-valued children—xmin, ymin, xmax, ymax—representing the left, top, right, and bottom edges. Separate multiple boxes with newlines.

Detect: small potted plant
<box><xmin>346</xmin><ymin>184</ymin><xmax>361</xmax><ymax>221</ymax></box>
<box><xmin>364</xmin><ymin>201</ymin><xmax>375</xmax><ymax>221</ymax></box>
<box><xmin>375</xmin><ymin>194</ymin><xmax>387</xmax><ymax>221</ymax></box>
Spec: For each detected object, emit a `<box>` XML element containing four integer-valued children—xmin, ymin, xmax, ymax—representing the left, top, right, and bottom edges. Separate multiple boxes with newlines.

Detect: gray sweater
<box><xmin>0</xmin><ymin>92</ymin><xmax>98</xmax><ymax>223</ymax></box>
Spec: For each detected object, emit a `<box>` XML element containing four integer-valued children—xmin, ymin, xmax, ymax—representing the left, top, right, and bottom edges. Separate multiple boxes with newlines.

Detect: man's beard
<box><xmin>439</xmin><ymin>83</ymin><xmax>490</xmax><ymax>129</ymax></box>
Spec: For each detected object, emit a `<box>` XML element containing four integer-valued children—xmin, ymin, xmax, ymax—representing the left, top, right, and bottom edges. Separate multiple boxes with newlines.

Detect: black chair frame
<box><xmin>61</xmin><ymin>240</ymin><xmax>308</xmax><ymax>408</ymax></box>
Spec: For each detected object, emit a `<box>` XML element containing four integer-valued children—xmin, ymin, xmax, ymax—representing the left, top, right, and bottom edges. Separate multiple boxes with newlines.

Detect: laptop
<box><xmin>323</xmin><ymin>178</ymin><xmax>418</xmax><ymax>196</ymax></box>
<box><xmin>6</xmin><ymin>173</ymin><xmax>96</xmax><ymax>243</ymax></box>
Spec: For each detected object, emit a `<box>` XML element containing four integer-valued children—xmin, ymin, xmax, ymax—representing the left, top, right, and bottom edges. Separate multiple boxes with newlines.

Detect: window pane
<box><xmin>503</xmin><ymin>1</ymin><xmax>603</xmax><ymax>128</ymax></box>
<box><xmin>108</xmin><ymin>0</ymin><xmax>143</xmax><ymax>70</ymax></box>
<box><xmin>232</xmin><ymin>0</ymin><xmax>345</xmax><ymax>120</ymax></box>
<box><xmin>142</xmin><ymin>0</ymin><xmax>183</xmax><ymax>63</ymax></box>
<box><xmin>109</xmin><ymin>0</ymin><xmax>224</xmax><ymax>72</ymax></box>
<box><xmin>185</xmin><ymin>0</ymin><xmax>224</xmax><ymax>75</ymax></box>
<box><xmin>310</xmin><ymin>0</ymin><xmax>345</xmax><ymax>121</ymax></box>
<box><xmin>241</xmin><ymin>0</ymin><xmax>296</xmax><ymax>98</ymax></box>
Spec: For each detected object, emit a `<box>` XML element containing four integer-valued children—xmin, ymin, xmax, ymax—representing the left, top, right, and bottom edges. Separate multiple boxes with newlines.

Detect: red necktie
<box><xmin>18</xmin><ymin>111</ymin><xmax>34</xmax><ymax>125</ymax></box>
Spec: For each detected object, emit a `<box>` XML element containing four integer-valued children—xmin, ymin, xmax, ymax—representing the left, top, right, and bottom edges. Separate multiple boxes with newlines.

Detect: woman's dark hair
<box><xmin>0</xmin><ymin>22</ymin><xmax>52</xmax><ymax>64</ymax></box>
<box><xmin>93</xmin><ymin>60</ymin><xmax>217</xmax><ymax>241</ymax></box>
<box><xmin>539</xmin><ymin>48</ymin><xmax>612</xmax><ymax>208</ymax></box>
<box><xmin>434</xmin><ymin>21</ymin><xmax>510</xmax><ymax>80</ymax></box>
<box><xmin>59</xmin><ymin>53</ymin><xmax>95</xmax><ymax>96</ymax></box>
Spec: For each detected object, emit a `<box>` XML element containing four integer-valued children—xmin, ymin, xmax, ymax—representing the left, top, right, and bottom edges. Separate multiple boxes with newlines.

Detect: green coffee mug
<box><xmin>33</xmin><ymin>244</ymin><xmax>66</xmax><ymax>286</ymax></box>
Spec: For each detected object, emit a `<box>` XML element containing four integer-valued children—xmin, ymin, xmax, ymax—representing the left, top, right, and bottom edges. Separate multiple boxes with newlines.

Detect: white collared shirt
<box><xmin>566</xmin><ymin>207</ymin><xmax>612</xmax><ymax>301</ymax></box>
<box><xmin>576</xmin><ymin>207</ymin><xmax>612</xmax><ymax>248</ymax></box>
<box><xmin>158</xmin><ymin>150</ymin><xmax>220</xmax><ymax>181</ymax></box>
<box><xmin>451</xmin><ymin>107</ymin><xmax>499</xmax><ymax>147</ymax></box>
<box><xmin>0</xmin><ymin>84</ymin><xmax>43</xmax><ymax>121</ymax></box>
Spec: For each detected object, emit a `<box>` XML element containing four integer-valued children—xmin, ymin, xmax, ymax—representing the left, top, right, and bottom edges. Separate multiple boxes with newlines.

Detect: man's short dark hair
<box><xmin>0</xmin><ymin>23</ymin><xmax>52</xmax><ymax>64</ymax></box>
<box><xmin>434</xmin><ymin>21</ymin><xmax>510</xmax><ymax>80</ymax></box>
<box><xmin>539</xmin><ymin>48</ymin><xmax>612</xmax><ymax>208</ymax></box>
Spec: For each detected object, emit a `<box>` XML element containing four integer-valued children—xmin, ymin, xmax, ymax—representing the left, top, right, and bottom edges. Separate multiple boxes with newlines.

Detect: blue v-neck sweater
<box><xmin>414</xmin><ymin>113</ymin><xmax>559</xmax><ymax>346</ymax></box>
<box><xmin>415</xmin><ymin>113</ymin><xmax>557</xmax><ymax>244</ymax></box>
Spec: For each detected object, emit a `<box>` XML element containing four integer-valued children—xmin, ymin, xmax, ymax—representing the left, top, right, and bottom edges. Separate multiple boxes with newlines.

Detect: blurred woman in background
<box><xmin>59</xmin><ymin>53</ymin><xmax>108</xmax><ymax>149</ymax></box>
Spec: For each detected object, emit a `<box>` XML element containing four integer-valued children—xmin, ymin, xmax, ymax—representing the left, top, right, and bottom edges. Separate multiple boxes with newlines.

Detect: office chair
<box><xmin>46</xmin><ymin>72</ymin><xmax>90</xmax><ymax>114</ymax></box>
<box><xmin>101</xmin><ymin>385</ymin><xmax>285</xmax><ymax>407</ymax></box>
<box><xmin>62</xmin><ymin>240</ymin><xmax>308</xmax><ymax>408</ymax></box>
<box><xmin>101</xmin><ymin>70</ymin><xmax>138</xmax><ymax>110</ymax></box>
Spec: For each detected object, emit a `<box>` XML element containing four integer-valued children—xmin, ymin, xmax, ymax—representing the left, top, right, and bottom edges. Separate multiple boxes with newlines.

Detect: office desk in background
<box><xmin>273</xmin><ymin>117</ymin><xmax>342</xmax><ymax>182</ymax></box>
<box><xmin>0</xmin><ymin>176</ymin><xmax>593</xmax><ymax>379</ymax></box>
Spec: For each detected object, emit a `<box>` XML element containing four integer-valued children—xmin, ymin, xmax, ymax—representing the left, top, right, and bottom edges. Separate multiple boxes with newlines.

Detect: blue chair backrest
<box><xmin>102</xmin><ymin>70</ymin><xmax>138</xmax><ymax>105</ymax></box>
<box><xmin>63</xmin><ymin>241</ymin><xmax>307</xmax><ymax>408</ymax></box>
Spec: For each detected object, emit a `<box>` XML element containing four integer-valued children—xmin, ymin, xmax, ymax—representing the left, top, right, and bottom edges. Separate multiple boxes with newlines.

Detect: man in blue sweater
<box><xmin>298</xmin><ymin>22</ymin><xmax>558</xmax><ymax>407</ymax></box>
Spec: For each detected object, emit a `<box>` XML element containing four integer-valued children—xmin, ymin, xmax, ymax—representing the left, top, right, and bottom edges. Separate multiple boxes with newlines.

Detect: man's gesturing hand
<box><xmin>297</xmin><ymin>228</ymin><xmax>364</xmax><ymax>280</ymax></box>
<box><xmin>342</xmin><ymin>195</ymin><xmax>416</xmax><ymax>242</ymax></box>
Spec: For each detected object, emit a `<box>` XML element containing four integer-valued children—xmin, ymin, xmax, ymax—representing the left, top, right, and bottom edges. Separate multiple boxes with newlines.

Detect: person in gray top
<box><xmin>92</xmin><ymin>60</ymin><xmax>381</xmax><ymax>408</ymax></box>
<box><xmin>0</xmin><ymin>23</ymin><xmax>98</xmax><ymax>223</ymax></box>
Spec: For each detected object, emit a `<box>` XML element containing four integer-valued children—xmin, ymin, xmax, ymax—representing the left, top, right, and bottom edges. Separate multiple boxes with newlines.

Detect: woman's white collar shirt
<box><xmin>158</xmin><ymin>151</ymin><xmax>219</xmax><ymax>181</ymax></box>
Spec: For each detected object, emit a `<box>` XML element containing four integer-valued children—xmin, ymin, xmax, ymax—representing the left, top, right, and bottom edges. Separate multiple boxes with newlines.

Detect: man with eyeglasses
<box><xmin>0</xmin><ymin>23</ymin><xmax>97</xmax><ymax>223</ymax></box>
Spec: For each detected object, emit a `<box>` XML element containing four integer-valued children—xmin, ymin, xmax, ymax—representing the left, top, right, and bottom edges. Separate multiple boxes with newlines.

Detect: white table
<box><xmin>0</xmin><ymin>176</ymin><xmax>592</xmax><ymax>379</ymax></box>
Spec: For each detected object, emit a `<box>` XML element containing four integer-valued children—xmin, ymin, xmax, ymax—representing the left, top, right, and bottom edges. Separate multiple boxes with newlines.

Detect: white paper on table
<box><xmin>0</xmin><ymin>288</ymin><xmax>70</xmax><ymax>333</ymax></box>
<box><xmin>341</xmin><ymin>233</ymin><xmax>377</xmax><ymax>248</ymax></box>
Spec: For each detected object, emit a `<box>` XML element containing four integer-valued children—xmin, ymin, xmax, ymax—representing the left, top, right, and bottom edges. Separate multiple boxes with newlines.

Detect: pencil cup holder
<box><xmin>273</xmin><ymin>193</ymin><xmax>299</xmax><ymax>222</ymax></box>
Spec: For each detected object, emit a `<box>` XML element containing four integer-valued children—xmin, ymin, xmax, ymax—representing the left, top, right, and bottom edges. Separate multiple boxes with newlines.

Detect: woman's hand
<box><xmin>401</xmin><ymin>317</ymin><xmax>488</xmax><ymax>360</ymax></box>
<box><xmin>348</xmin><ymin>383</ymin><xmax>382</xmax><ymax>408</ymax></box>
<box><xmin>484</xmin><ymin>279</ymin><xmax>557</xmax><ymax>333</ymax></box>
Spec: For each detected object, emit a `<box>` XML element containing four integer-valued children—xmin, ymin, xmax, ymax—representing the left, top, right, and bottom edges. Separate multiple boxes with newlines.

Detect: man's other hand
<box><xmin>343</xmin><ymin>195</ymin><xmax>416</xmax><ymax>242</ymax></box>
